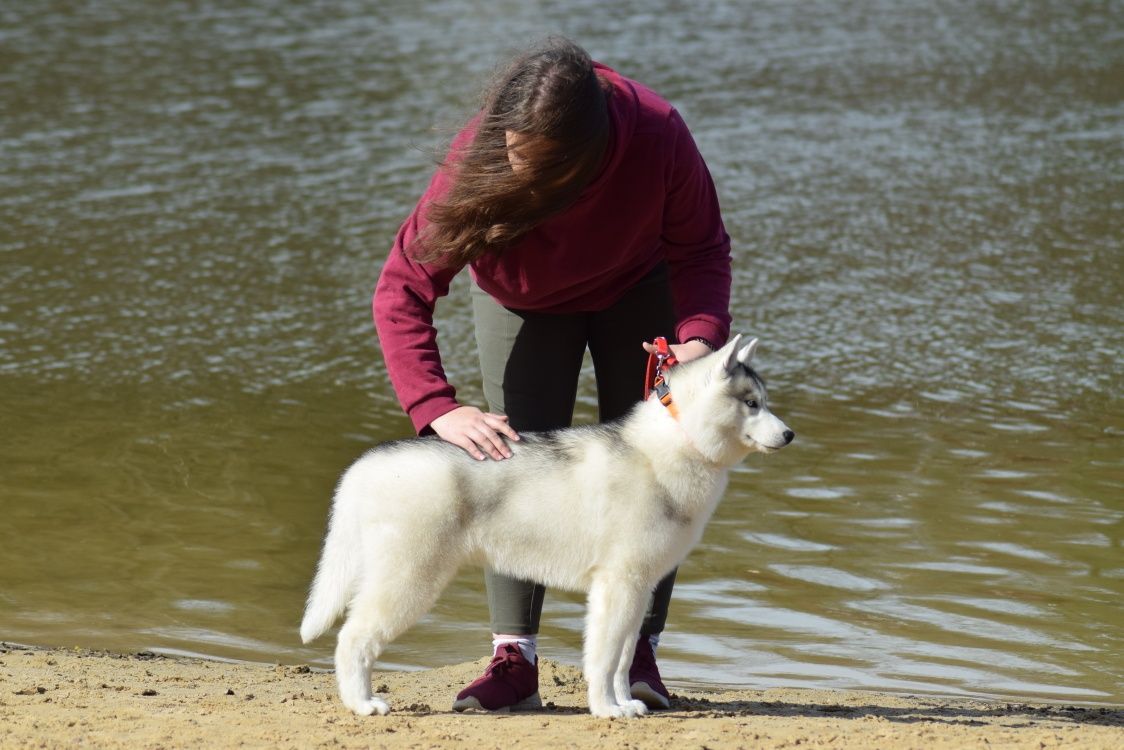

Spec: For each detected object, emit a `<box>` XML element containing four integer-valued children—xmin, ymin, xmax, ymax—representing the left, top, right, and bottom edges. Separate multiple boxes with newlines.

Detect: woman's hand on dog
<box><xmin>431</xmin><ymin>406</ymin><xmax>520</xmax><ymax>461</ymax></box>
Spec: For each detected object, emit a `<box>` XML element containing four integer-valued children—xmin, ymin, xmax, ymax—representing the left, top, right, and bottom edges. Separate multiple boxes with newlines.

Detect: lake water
<box><xmin>2</xmin><ymin>0</ymin><xmax>1121</xmax><ymax>705</ymax></box>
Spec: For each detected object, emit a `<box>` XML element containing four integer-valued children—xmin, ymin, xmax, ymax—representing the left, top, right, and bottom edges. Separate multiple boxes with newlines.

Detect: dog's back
<box><xmin>302</xmin><ymin>411</ymin><xmax>719</xmax><ymax>645</ymax></box>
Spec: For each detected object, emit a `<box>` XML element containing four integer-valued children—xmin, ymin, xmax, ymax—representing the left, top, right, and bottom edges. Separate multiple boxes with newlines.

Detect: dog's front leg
<box><xmin>613</xmin><ymin>629</ymin><xmax>644</xmax><ymax>709</ymax></box>
<box><xmin>584</xmin><ymin>577</ymin><xmax>649</xmax><ymax>718</ymax></box>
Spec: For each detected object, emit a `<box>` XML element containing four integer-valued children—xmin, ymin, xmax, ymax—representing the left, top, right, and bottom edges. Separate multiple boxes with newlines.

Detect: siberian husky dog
<box><xmin>300</xmin><ymin>335</ymin><xmax>793</xmax><ymax>718</ymax></box>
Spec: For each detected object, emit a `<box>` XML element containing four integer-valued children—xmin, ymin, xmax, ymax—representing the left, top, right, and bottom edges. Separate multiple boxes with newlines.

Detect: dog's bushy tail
<box><xmin>300</xmin><ymin>488</ymin><xmax>361</xmax><ymax>644</ymax></box>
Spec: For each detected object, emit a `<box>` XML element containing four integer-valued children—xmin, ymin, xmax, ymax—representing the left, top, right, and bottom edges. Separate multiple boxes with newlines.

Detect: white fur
<box><xmin>300</xmin><ymin>335</ymin><xmax>792</xmax><ymax>718</ymax></box>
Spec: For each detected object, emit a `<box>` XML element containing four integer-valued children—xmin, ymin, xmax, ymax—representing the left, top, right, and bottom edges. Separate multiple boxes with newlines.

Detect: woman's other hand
<box><xmin>641</xmin><ymin>338</ymin><xmax>713</xmax><ymax>364</ymax></box>
<box><xmin>430</xmin><ymin>406</ymin><xmax>520</xmax><ymax>461</ymax></box>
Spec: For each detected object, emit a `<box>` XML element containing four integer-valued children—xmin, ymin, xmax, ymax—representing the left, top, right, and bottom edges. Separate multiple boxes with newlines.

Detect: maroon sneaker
<box><xmin>452</xmin><ymin>644</ymin><xmax>542</xmax><ymax>712</ymax></box>
<box><xmin>629</xmin><ymin>636</ymin><xmax>671</xmax><ymax>709</ymax></box>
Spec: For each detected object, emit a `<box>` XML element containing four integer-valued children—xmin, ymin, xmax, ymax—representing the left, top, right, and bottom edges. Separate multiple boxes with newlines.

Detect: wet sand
<box><xmin>2</xmin><ymin>643</ymin><xmax>1120</xmax><ymax>749</ymax></box>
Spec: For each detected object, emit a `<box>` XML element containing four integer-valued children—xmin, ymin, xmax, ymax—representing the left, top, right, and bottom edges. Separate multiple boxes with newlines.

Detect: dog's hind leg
<box><xmin>335</xmin><ymin>614</ymin><xmax>390</xmax><ymax>716</ymax></box>
<box><xmin>583</xmin><ymin>576</ymin><xmax>650</xmax><ymax>719</ymax></box>
<box><xmin>334</xmin><ymin>545</ymin><xmax>460</xmax><ymax>716</ymax></box>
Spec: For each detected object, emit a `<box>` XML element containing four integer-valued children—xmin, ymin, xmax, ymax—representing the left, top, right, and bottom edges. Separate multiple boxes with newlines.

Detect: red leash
<box><xmin>643</xmin><ymin>336</ymin><xmax>679</xmax><ymax>418</ymax></box>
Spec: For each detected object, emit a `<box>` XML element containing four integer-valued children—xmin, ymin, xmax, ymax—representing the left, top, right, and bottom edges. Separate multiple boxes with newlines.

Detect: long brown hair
<box><xmin>411</xmin><ymin>37</ymin><xmax>611</xmax><ymax>265</ymax></box>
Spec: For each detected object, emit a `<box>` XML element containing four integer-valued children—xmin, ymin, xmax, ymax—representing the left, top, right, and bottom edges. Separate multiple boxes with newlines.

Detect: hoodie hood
<box><xmin>579</xmin><ymin>62</ymin><xmax>638</xmax><ymax>199</ymax></box>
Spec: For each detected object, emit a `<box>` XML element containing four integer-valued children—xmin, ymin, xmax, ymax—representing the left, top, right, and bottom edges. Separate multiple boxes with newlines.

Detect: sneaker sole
<box><xmin>452</xmin><ymin>691</ymin><xmax>543</xmax><ymax>713</ymax></box>
<box><xmin>630</xmin><ymin>681</ymin><xmax>671</xmax><ymax>710</ymax></box>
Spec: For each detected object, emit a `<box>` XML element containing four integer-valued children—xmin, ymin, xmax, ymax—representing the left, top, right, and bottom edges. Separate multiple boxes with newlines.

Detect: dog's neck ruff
<box><xmin>643</xmin><ymin>337</ymin><xmax>728</xmax><ymax>467</ymax></box>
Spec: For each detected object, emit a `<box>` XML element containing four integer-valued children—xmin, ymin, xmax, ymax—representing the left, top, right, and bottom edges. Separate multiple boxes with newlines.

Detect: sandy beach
<box><xmin>2</xmin><ymin>642</ymin><xmax>1120</xmax><ymax>749</ymax></box>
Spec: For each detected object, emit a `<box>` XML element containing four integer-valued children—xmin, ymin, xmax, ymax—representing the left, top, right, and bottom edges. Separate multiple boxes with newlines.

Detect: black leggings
<box><xmin>470</xmin><ymin>263</ymin><xmax>678</xmax><ymax>636</ymax></box>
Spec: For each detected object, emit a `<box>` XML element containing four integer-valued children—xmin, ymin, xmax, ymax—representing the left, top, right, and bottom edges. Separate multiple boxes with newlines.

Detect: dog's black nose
<box><xmin>783</xmin><ymin>430</ymin><xmax>795</xmax><ymax>444</ymax></box>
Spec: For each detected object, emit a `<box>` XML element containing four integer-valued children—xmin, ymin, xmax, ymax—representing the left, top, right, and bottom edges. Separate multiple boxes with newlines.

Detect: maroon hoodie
<box><xmin>373</xmin><ymin>64</ymin><xmax>732</xmax><ymax>433</ymax></box>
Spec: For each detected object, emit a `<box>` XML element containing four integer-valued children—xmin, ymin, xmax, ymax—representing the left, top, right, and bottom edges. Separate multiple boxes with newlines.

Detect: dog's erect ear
<box><xmin>717</xmin><ymin>334</ymin><xmax>744</xmax><ymax>376</ymax></box>
<box><xmin>718</xmin><ymin>335</ymin><xmax>759</xmax><ymax>377</ymax></box>
<box><xmin>736</xmin><ymin>337</ymin><xmax>759</xmax><ymax>367</ymax></box>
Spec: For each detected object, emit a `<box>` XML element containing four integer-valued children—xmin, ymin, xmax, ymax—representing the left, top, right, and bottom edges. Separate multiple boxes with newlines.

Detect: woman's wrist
<box><xmin>685</xmin><ymin>336</ymin><xmax>715</xmax><ymax>351</ymax></box>
<box><xmin>671</xmin><ymin>338</ymin><xmax>714</xmax><ymax>364</ymax></box>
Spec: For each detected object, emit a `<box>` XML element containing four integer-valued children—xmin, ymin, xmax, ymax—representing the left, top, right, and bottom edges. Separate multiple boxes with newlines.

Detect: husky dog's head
<box><xmin>670</xmin><ymin>335</ymin><xmax>794</xmax><ymax>463</ymax></box>
<box><xmin>716</xmin><ymin>336</ymin><xmax>793</xmax><ymax>454</ymax></box>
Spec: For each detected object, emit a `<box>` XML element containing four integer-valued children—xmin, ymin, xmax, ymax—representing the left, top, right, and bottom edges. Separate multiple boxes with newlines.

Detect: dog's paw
<box><xmin>589</xmin><ymin>700</ymin><xmax>647</xmax><ymax>719</ymax></box>
<box><xmin>346</xmin><ymin>697</ymin><xmax>390</xmax><ymax>716</ymax></box>
<box><xmin>589</xmin><ymin>704</ymin><xmax>625</xmax><ymax>719</ymax></box>
<box><xmin>619</xmin><ymin>699</ymin><xmax>649</xmax><ymax>718</ymax></box>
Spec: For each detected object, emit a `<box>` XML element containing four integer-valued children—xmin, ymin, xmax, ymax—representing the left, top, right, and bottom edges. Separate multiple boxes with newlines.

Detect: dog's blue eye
<box><xmin>745</xmin><ymin>400</ymin><xmax>758</xmax><ymax>409</ymax></box>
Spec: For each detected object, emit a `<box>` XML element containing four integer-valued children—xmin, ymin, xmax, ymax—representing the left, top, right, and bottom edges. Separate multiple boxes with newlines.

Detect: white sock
<box><xmin>492</xmin><ymin>634</ymin><xmax>537</xmax><ymax>663</ymax></box>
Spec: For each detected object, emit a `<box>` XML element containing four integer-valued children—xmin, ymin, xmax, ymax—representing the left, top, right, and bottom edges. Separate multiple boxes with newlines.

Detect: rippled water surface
<box><xmin>2</xmin><ymin>0</ymin><xmax>1121</xmax><ymax>704</ymax></box>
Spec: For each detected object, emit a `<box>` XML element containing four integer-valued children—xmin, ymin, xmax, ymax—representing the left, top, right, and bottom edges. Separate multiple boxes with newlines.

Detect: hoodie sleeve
<box><xmin>660</xmin><ymin>108</ymin><xmax>733</xmax><ymax>348</ymax></box>
<box><xmin>372</xmin><ymin>167</ymin><xmax>467</xmax><ymax>434</ymax></box>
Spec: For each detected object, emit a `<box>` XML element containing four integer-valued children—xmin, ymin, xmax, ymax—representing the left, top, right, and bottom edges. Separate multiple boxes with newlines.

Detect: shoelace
<box><xmin>486</xmin><ymin>646</ymin><xmax>525</xmax><ymax>676</ymax></box>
